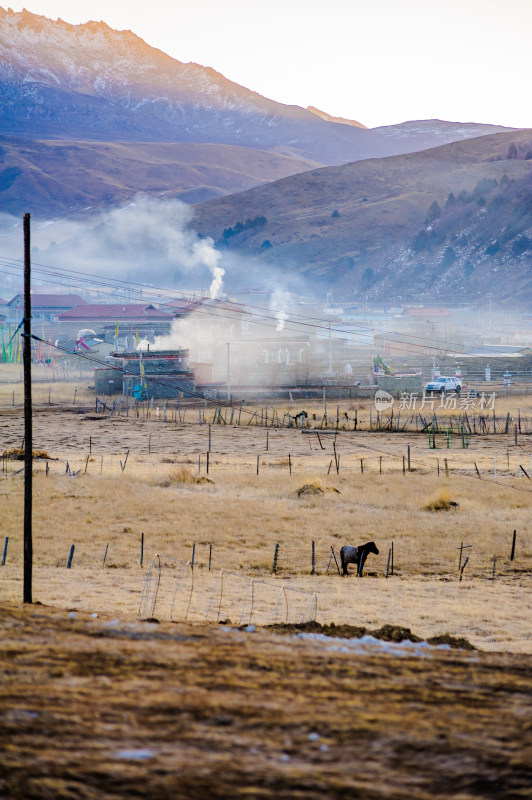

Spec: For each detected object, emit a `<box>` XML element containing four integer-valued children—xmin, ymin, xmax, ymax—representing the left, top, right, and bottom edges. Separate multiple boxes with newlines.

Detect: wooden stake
<box><xmin>1</xmin><ymin>536</ymin><xmax>8</xmax><ymax>566</ymax></box>
<box><xmin>272</xmin><ymin>543</ymin><xmax>279</xmax><ymax>573</ymax></box>
<box><xmin>510</xmin><ymin>530</ymin><xmax>517</xmax><ymax>561</ymax></box>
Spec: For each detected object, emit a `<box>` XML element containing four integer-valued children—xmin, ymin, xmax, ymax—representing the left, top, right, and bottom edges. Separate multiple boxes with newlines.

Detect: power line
<box><xmin>0</xmin><ymin>254</ymin><xmax>515</xmax><ymax>359</ymax></box>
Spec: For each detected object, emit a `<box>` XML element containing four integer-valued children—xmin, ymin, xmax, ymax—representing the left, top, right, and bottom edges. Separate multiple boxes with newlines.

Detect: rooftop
<box><xmin>57</xmin><ymin>303</ymin><xmax>173</xmax><ymax>321</ymax></box>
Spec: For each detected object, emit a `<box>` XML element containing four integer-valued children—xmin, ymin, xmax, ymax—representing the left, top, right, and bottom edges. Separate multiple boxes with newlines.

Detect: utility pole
<box><xmin>23</xmin><ymin>212</ymin><xmax>33</xmax><ymax>604</ymax></box>
<box><xmin>226</xmin><ymin>341</ymin><xmax>231</xmax><ymax>402</ymax></box>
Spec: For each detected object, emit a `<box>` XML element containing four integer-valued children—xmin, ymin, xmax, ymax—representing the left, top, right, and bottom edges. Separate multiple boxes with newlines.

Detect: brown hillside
<box><xmin>192</xmin><ymin>129</ymin><xmax>532</xmax><ymax>305</ymax></box>
<box><xmin>0</xmin><ymin>137</ymin><xmax>320</xmax><ymax>216</ymax></box>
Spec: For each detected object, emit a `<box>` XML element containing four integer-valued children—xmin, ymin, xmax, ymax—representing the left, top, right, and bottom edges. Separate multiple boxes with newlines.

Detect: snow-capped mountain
<box><xmin>0</xmin><ymin>7</ymin><xmax>514</xmax><ymax>166</ymax></box>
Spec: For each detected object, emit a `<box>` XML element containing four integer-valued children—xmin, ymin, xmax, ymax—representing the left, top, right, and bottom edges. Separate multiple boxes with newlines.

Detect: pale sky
<box><xmin>5</xmin><ymin>0</ymin><xmax>532</xmax><ymax>129</ymax></box>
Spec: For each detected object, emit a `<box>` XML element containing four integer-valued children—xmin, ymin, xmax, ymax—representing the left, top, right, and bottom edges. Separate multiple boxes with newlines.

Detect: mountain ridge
<box><xmin>0</xmin><ymin>7</ymin><xmax>514</xmax><ymax>164</ymax></box>
<box><xmin>191</xmin><ymin>129</ymin><xmax>532</xmax><ymax>306</ymax></box>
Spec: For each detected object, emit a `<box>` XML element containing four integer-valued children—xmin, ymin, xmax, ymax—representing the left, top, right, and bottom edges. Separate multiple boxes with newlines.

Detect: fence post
<box><xmin>272</xmin><ymin>543</ymin><xmax>279</xmax><ymax>573</ymax></box>
<box><xmin>191</xmin><ymin>542</ymin><xmax>196</xmax><ymax>569</ymax></box>
<box><xmin>103</xmin><ymin>543</ymin><xmax>109</xmax><ymax>567</ymax></box>
<box><xmin>140</xmin><ymin>532</ymin><xmax>144</xmax><ymax>568</ymax></box>
<box><xmin>1</xmin><ymin>536</ymin><xmax>8</xmax><ymax>566</ymax></box>
<box><xmin>510</xmin><ymin>530</ymin><xmax>517</xmax><ymax>561</ymax></box>
<box><xmin>209</xmin><ymin>544</ymin><xmax>212</xmax><ymax>571</ymax></box>
<box><xmin>407</xmin><ymin>444</ymin><xmax>411</xmax><ymax>471</ymax></box>
<box><xmin>67</xmin><ymin>544</ymin><xmax>75</xmax><ymax>569</ymax></box>
<box><xmin>311</xmin><ymin>540</ymin><xmax>315</xmax><ymax>575</ymax></box>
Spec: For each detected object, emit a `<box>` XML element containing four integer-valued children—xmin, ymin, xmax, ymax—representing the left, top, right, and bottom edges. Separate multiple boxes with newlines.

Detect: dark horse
<box><xmin>340</xmin><ymin>542</ymin><xmax>379</xmax><ymax>576</ymax></box>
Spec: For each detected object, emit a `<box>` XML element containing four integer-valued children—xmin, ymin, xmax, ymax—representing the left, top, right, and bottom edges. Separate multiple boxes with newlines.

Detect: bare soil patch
<box><xmin>1</xmin><ymin>602</ymin><xmax>531</xmax><ymax>800</ymax></box>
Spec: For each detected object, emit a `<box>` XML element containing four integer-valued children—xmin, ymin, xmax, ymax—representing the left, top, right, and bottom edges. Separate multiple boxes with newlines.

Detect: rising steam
<box><xmin>270</xmin><ymin>289</ymin><xmax>291</xmax><ymax>332</ymax></box>
<box><xmin>192</xmin><ymin>237</ymin><xmax>225</xmax><ymax>299</ymax></box>
<box><xmin>0</xmin><ymin>196</ymin><xmax>224</xmax><ymax>291</ymax></box>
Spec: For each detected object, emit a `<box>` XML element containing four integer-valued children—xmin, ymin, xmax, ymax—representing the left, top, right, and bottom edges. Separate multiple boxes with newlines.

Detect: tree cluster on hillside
<box><xmin>216</xmin><ymin>215</ymin><xmax>267</xmax><ymax>247</ymax></box>
<box><xmin>411</xmin><ymin>169</ymin><xmax>532</xmax><ymax>278</ymax></box>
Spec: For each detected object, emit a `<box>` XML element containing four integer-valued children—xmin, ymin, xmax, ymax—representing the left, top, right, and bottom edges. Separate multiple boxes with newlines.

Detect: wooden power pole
<box><xmin>23</xmin><ymin>212</ymin><xmax>32</xmax><ymax>604</ymax></box>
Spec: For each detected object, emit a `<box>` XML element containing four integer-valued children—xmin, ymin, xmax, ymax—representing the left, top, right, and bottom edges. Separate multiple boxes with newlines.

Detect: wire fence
<box><xmin>138</xmin><ymin>556</ymin><xmax>318</xmax><ymax>625</ymax></box>
<box><xmin>4</xmin><ymin>444</ymin><xmax>531</xmax><ymax>488</ymax></box>
<box><xmin>87</xmin><ymin>395</ymin><xmax>532</xmax><ymax>436</ymax></box>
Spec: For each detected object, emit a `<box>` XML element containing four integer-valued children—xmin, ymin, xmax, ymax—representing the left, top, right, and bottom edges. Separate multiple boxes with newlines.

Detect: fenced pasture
<box><xmin>1</xmin><ymin>379</ymin><xmax>531</xmax><ymax>650</ymax></box>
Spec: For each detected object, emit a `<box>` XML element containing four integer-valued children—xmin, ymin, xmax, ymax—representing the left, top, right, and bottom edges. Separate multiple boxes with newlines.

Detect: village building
<box><xmin>6</xmin><ymin>293</ymin><xmax>87</xmax><ymax>323</ymax></box>
<box><xmin>55</xmin><ymin>303</ymin><xmax>174</xmax><ymax>342</ymax></box>
<box><xmin>94</xmin><ymin>349</ymin><xmax>195</xmax><ymax>399</ymax></box>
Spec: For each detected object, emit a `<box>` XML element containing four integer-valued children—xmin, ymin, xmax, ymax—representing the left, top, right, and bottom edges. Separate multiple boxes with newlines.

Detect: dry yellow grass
<box><xmin>1</xmin><ymin>378</ymin><xmax>531</xmax><ymax>652</ymax></box>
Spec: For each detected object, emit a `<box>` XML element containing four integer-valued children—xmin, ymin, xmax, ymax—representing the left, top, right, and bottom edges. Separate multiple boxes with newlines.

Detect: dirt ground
<box><xmin>1</xmin><ymin>602</ymin><xmax>532</xmax><ymax>800</ymax></box>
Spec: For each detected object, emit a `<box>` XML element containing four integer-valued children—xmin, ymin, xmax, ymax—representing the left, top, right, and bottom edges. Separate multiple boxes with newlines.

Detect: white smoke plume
<box><xmin>0</xmin><ymin>196</ymin><xmax>223</xmax><ymax>290</ymax></box>
<box><xmin>276</xmin><ymin>310</ymin><xmax>288</xmax><ymax>331</ymax></box>
<box><xmin>270</xmin><ymin>289</ymin><xmax>291</xmax><ymax>332</ymax></box>
<box><xmin>192</xmin><ymin>237</ymin><xmax>225</xmax><ymax>299</ymax></box>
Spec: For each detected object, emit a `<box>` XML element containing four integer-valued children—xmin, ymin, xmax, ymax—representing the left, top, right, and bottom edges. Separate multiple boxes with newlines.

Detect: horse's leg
<box><xmin>340</xmin><ymin>553</ymin><xmax>348</xmax><ymax>575</ymax></box>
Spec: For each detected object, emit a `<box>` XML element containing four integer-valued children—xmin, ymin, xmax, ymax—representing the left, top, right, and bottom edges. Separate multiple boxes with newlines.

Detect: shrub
<box><xmin>424</xmin><ymin>490</ymin><xmax>459</xmax><ymax>512</ymax></box>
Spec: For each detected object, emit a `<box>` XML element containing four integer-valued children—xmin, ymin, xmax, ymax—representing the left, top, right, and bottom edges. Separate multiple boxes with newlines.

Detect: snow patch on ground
<box><xmin>298</xmin><ymin>632</ymin><xmax>452</xmax><ymax>658</ymax></box>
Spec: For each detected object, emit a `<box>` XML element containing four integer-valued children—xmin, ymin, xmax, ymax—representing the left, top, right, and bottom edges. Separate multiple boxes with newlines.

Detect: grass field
<box><xmin>1</xmin><ymin>382</ymin><xmax>531</xmax><ymax>652</ymax></box>
<box><xmin>1</xmin><ymin>379</ymin><xmax>531</xmax><ymax>797</ymax></box>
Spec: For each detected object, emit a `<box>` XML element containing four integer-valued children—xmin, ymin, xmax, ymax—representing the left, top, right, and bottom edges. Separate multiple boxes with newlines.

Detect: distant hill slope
<box><xmin>0</xmin><ymin>136</ymin><xmax>320</xmax><ymax>215</ymax></box>
<box><xmin>192</xmin><ymin>130</ymin><xmax>532</xmax><ymax>306</ymax></box>
<box><xmin>0</xmin><ymin>7</ymin><xmax>514</xmax><ymax>170</ymax></box>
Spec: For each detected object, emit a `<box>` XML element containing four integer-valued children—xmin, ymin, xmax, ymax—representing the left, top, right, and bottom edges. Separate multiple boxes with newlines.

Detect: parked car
<box><xmin>425</xmin><ymin>376</ymin><xmax>461</xmax><ymax>394</ymax></box>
